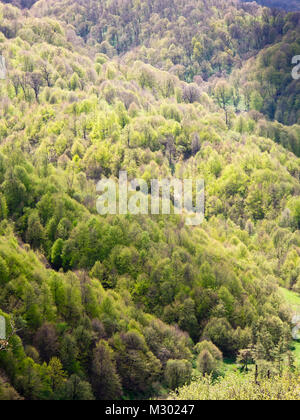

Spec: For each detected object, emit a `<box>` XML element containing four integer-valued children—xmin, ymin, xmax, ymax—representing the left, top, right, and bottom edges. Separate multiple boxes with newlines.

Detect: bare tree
<box><xmin>182</xmin><ymin>83</ymin><xmax>201</xmax><ymax>103</ymax></box>
<box><xmin>11</xmin><ymin>72</ymin><xmax>22</xmax><ymax>96</ymax></box>
<box><xmin>40</xmin><ymin>61</ymin><xmax>52</xmax><ymax>87</ymax></box>
<box><xmin>214</xmin><ymin>80</ymin><xmax>233</xmax><ymax>126</ymax></box>
<box><xmin>19</xmin><ymin>73</ymin><xmax>31</xmax><ymax>101</ymax></box>
<box><xmin>29</xmin><ymin>72</ymin><xmax>44</xmax><ymax>102</ymax></box>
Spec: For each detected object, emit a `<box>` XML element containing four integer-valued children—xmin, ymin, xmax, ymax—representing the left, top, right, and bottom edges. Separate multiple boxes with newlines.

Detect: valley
<box><xmin>0</xmin><ymin>0</ymin><xmax>299</xmax><ymax>401</ymax></box>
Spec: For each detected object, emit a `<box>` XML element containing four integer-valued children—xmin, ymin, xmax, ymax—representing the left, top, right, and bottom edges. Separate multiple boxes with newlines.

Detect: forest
<box><xmin>243</xmin><ymin>1</ymin><xmax>300</xmax><ymax>12</ymax></box>
<box><xmin>0</xmin><ymin>0</ymin><xmax>300</xmax><ymax>401</ymax></box>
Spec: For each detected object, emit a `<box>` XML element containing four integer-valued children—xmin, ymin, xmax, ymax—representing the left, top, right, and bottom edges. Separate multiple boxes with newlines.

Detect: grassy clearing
<box><xmin>280</xmin><ymin>287</ymin><xmax>300</xmax><ymax>312</ymax></box>
<box><xmin>279</xmin><ymin>287</ymin><xmax>300</xmax><ymax>365</ymax></box>
<box><xmin>223</xmin><ymin>358</ymin><xmax>239</xmax><ymax>374</ymax></box>
<box><xmin>223</xmin><ymin>358</ymin><xmax>256</xmax><ymax>376</ymax></box>
<box><xmin>291</xmin><ymin>341</ymin><xmax>300</xmax><ymax>362</ymax></box>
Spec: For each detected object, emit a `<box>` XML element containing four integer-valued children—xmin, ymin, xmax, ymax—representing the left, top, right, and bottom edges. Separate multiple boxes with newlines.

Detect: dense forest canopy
<box><xmin>3</xmin><ymin>0</ymin><xmax>300</xmax><ymax>12</ymax></box>
<box><xmin>30</xmin><ymin>0</ymin><xmax>300</xmax><ymax>125</ymax></box>
<box><xmin>243</xmin><ymin>0</ymin><xmax>300</xmax><ymax>12</ymax></box>
<box><xmin>0</xmin><ymin>0</ymin><xmax>299</xmax><ymax>401</ymax></box>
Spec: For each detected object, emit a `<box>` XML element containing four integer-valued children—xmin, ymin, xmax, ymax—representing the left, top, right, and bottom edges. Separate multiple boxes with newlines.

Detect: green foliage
<box><xmin>91</xmin><ymin>340</ymin><xmax>122</xmax><ymax>400</ymax></box>
<box><xmin>171</xmin><ymin>370</ymin><xmax>300</xmax><ymax>400</ymax></box>
<box><xmin>0</xmin><ymin>0</ymin><xmax>299</xmax><ymax>401</ymax></box>
<box><xmin>235</xmin><ymin>17</ymin><xmax>300</xmax><ymax>125</ymax></box>
<box><xmin>195</xmin><ymin>340</ymin><xmax>223</xmax><ymax>376</ymax></box>
<box><xmin>165</xmin><ymin>359</ymin><xmax>192</xmax><ymax>390</ymax></box>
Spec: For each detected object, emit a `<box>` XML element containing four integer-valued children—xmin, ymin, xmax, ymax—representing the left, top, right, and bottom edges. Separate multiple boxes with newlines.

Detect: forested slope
<box><xmin>233</xmin><ymin>12</ymin><xmax>300</xmax><ymax>125</ymax></box>
<box><xmin>30</xmin><ymin>0</ymin><xmax>300</xmax><ymax>125</ymax></box>
<box><xmin>242</xmin><ymin>1</ymin><xmax>300</xmax><ymax>12</ymax></box>
<box><xmin>0</xmin><ymin>0</ymin><xmax>299</xmax><ymax>400</ymax></box>
<box><xmin>31</xmin><ymin>0</ymin><xmax>281</xmax><ymax>81</ymax></box>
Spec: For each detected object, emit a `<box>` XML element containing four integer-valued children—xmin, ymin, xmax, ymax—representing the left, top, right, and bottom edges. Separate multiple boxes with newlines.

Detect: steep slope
<box><xmin>31</xmin><ymin>0</ymin><xmax>280</xmax><ymax>81</ymax></box>
<box><xmin>29</xmin><ymin>0</ymin><xmax>300</xmax><ymax>126</ymax></box>
<box><xmin>231</xmin><ymin>11</ymin><xmax>300</xmax><ymax>125</ymax></box>
<box><xmin>1</xmin><ymin>0</ymin><xmax>37</xmax><ymax>8</ymax></box>
<box><xmin>242</xmin><ymin>0</ymin><xmax>300</xmax><ymax>12</ymax></box>
<box><xmin>0</xmin><ymin>0</ymin><xmax>300</xmax><ymax>400</ymax></box>
<box><xmin>5</xmin><ymin>0</ymin><xmax>300</xmax><ymax>13</ymax></box>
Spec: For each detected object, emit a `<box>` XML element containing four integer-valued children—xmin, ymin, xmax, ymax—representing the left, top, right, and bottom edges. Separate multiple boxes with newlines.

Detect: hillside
<box><xmin>30</xmin><ymin>0</ymin><xmax>280</xmax><ymax>80</ymax></box>
<box><xmin>30</xmin><ymin>0</ymin><xmax>300</xmax><ymax>126</ymax></box>
<box><xmin>5</xmin><ymin>0</ymin><xmax>300</xmax><ymax>12</ymax></box>
<box><xmin>243</xmin><ymin>0</ymin><xmax>300</xmax><ymax>12</ymax></box>
<box><xmin>0</xmin><ymin>0</ymin><xmax>300</xmax><ymax>401</ymax></box>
